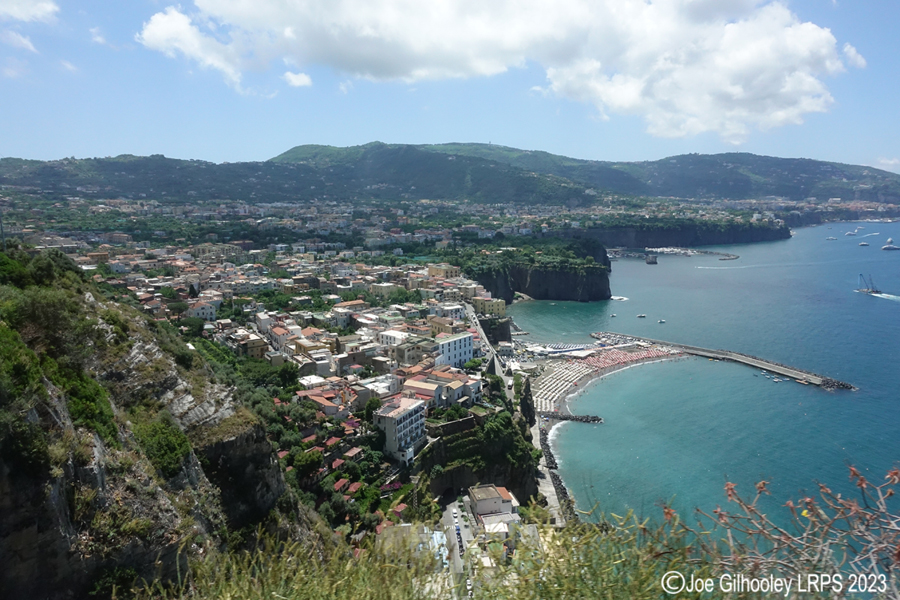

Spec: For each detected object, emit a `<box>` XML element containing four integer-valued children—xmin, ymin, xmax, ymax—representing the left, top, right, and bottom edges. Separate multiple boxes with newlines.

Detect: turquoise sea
<box><xmin>508</xmin><ymin>222</ymin><xmax>900</xmax><ymax>521</ymax></box>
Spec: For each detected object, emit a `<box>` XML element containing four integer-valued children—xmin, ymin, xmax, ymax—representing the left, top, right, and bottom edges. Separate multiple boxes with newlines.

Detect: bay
<box><xmin>508</xmin><ymin>222</ymin><xmax>900</xmax><ymax>520</ymax></box>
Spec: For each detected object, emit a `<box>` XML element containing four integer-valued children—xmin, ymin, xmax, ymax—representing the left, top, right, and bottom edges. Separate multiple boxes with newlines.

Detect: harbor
<box><xmin>591</xmin><ymin>332</ymin><xmax>857</xmax><ymax>391</ymax></box>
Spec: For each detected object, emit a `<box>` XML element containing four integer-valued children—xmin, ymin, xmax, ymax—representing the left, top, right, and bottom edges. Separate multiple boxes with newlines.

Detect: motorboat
<box><xmin>637</xmin><ymin>314</ymin><xmax>647</xmax><ymax>318</ymax></box>
<box><xmin>859</xmin><ymin>242</ymin><xmax>869</xmax><ymax>246</ymax></box>
<box><xmin>658</xmin><ymin>319</ymin><xmax>665</xmax><ymax>323</ymax></box>
<box><xmin>826</xmin><ymin>237</ymin><xmax>837</xmax><ymax>240</ymax></box>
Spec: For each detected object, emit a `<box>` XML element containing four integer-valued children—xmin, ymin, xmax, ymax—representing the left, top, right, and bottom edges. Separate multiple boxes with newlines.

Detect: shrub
<box><xmin>133</xmin><ymin>411</ymin><xmax>191</xmax><ymax>478</ymax></box>
<box><xmin>65</xmin><ymin>374</ymin><xmax>118</xmax><ymax>447</ymax></box>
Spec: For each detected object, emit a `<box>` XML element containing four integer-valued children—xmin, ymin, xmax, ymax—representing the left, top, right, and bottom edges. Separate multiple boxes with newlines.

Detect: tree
<box><xmin>365</xmin><ymin>397</ymin><xmax>382</xmax><ymax>423</ymax></box>
<box><xmin>293</xmin><ymin>449</ymin><xmax>323</xmax><ymax>478</ymax></box>
<box><xmin>180</xmin><ymin>316</ymin><xmax>205</xmax><ymax>338</ymax></box>
<box><xmin>520</xmin><ymin>378</ymin><xmax>536</xmax><ymax>427</ymax></box>
<box><xmin>167</xmin><ymin>301</ymin><xmax>189</xmax><ymax>316</ymax></box>
<box><xmin>159</xmin><ymin>286</ymin><xmax>177</xmax><ymax>300</ymax></box>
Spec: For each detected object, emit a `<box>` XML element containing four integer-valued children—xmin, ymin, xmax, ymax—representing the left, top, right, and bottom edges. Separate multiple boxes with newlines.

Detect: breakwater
<box><xmin>538</xmin><ymin>412</ymin><xmax>603</xmax><ymax>424</ymax></box>
<box><xmin>591</xmin><ymin>332</ymin><xmax>857</xmax><ymax>391</ymax></box>
<box><xmin>539</xmin><ymin>427</ymin><xmax>580</xmax><ymax>524</ymax></box>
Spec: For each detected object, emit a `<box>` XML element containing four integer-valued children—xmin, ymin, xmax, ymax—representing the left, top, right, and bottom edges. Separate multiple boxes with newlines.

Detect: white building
<box><xmin>436</xmin><ymin>304</ymin><xmax>466</xmax><ymax>321</ymax></box>
<box><xmin>374</xmin><ymin>395</ymin><xmax>426</xmax><ymax>465</ymax></box>
<box><xmin>435</xmin><ymin>332</ymin><xmax>473</xmax><ymax>369</ymax></box>
<box><xmin>378</xmin><ymin>330</ymin><xmax>411</xmax><ymax>347</ymax></box>
<box><xmin>469</xmin><ymin>484</ymin><xmax>519</xmax><ymax>518</ymax></box>
<box><xmin>185</xmin><ymin>301</ymin><xmax>216</xmax><ymax>321</ymax></box>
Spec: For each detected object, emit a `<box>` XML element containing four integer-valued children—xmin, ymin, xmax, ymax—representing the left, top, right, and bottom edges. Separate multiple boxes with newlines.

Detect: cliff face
<box><xmin>0</xmin><ymin>294</ymin><xmax>296</xmax><ymax>599</ymax></box>
<box><xmin>475</xmin><ymin>263</ymin><xmax>611</xmax><ymax>303</ymax></box>
<box><xmin>546</xmin><ymin>224</ymin><xmax>791</xmax><ymax>248</ymax></box>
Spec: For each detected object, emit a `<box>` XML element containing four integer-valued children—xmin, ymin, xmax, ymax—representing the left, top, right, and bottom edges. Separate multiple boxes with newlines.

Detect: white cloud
<box><xmin>842</xmin><ymin>43</ymin><xmax>866</xmax><ymax>69</ymax></box>
<box><xmin>877</xmin><ymin>158</ymin><xmax>900</xmax><ymax>173</ymax></box>
<box><xmin>338</xmin><ymin>80</ymin><xmax>353</xmax><ymax>94</ymax></box>
<box><xmin>136</xmin><ymin>6</ymin><xmax>243</xmax><ymax>89</ymax></box>
<box><xmin>0</xmin><ymin>0</ymin><xmax>58</xmax><ymax>22</ymax></box>
<box><xmin>60</xmin><ymin>59</ymin><xmax>77</xmax><ymax>72</ymax></box>
<box><xmin>283</xmin><ymin>70</ymin><xmax>312</xmax><ymax>86</ymax></box>
<box><xmin>137</xmin><ymin>0</ymin><xmax>857</xmax><ymax>141</ymax></box>
<box><xmin>2</xmin><ymin>57</ymin><xmax>27</xmax><ymax>77</ymax></box>
<box><xmin>90</xmin><ymin>26</ymin><xmax>107</xmax><ymax>45</ymax></box>
<box><xmin>0</xmin><ymin>29</ymin><xmax>37</xmax><ymax>52</ymax></box>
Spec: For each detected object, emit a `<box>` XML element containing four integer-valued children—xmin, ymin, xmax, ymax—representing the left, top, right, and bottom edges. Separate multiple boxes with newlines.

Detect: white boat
<box><xmin>826</xmin><ymin>237</ymin><xmax>837</xmax><ymax>240</ymax></box>
<box><xmin>883</xmin><ymin>244</ymin><xmax>900</xmax><ymax>251</ymax></box>
<box><xmin>859</xmin><ymin>242</ymin><xmax>869</xmax><ymax>246</ymax></box>
<box><xmin>658</xmin><ymin>319</ymin><xmax>665</xmax><ymax>323</ymax></box>
<box><xmin>610</xmin><ymin>314</ymin><xmax>616</xmax><ymax>317</ymax></box>
<box><xmin>888</xmin><ymin>238</ymin><xmax>894</xmax><ymax>244</ymax></box>
<box><xmin>637</xmin><ymin>314</ymin><xmax>646</xmax><ymax>318</ymax></box>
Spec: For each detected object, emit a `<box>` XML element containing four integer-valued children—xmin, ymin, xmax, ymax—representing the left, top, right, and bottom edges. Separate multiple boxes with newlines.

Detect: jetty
<box><xmin>591</xmin><ymin>332</ymin><xmax>856</xmax><ymax>391</ymax></box>
<box><xmin>537</xmin><ymin>412</ymin><xmax>603</xmax><ymax>424</ymax></box>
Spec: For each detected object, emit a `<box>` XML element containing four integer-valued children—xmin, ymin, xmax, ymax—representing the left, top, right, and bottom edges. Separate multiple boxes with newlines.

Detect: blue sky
<box><xmin>1</xmin><ymin>0</ymin><xmax>897</xmax><ymax>171</ymax></box>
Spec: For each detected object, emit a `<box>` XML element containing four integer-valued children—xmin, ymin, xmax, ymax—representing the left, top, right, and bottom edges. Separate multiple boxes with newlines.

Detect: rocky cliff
<box><xmin>546</xmin><ymin>223</ymin><xmax>791</xmax><ymax>248</ymax></box>
<box><xmin>474</xmin><ymin>263</ymin><xmax>611</xmax><ymax>303</ymax></box>
<box><xmin>0</xmin><ymin>288</ymin><xmax>307</xmax><ymax>599</ymax></box>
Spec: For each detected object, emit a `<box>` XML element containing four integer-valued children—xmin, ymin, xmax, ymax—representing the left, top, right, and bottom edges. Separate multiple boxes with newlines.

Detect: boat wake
<box><xmin>860</xmin><ymin>232</ymin><xmax>881</xmax><ymax>238</ymax></box>
<box><xmin>870</xmin><ymin>293</ymin><xmax>900</xmax><ymax>303</ymax></box>
<box><xmin>610</xmin><ymin>296</ymin><xmax>629</xmax><ymax>301</ymax></box>
<box><xmin>697</xmin><ymin>257</ymin><xmax>870</xmax><ymax>270</ymax></box>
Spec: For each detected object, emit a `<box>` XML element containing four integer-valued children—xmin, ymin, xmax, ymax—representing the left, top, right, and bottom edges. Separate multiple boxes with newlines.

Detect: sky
<box><xmin>1</xmin><ymin>0</ymin><xmax>898</xmax><ymax>171</ymax></box>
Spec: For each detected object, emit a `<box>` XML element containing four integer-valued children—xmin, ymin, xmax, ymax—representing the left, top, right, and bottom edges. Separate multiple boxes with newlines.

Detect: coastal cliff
<box><xmin>0</xmin><ymin>268</ymin><xmax>314</xmax><ymax>599</ymax></box>
<box><xmin>545</xmin><ymin>223</ymin><xmax>791</xmax><ymax>247</ymax></box>
<box><xmin>473</xmin><ymin>263</ymin><xmax>612</xmax><ymax>303</ymax></box>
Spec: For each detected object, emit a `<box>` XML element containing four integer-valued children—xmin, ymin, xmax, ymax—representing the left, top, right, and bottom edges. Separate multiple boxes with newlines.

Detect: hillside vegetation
<box><xmin>3</xmin><ymin>142</ymin><xmax>898</xmax><ymax>205</ymax></box>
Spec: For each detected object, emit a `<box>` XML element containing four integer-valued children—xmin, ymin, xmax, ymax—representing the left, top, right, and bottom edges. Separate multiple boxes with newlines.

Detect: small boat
<box><xmin>888</xmin><ymin>237</ymin><xmax>894</xmax><ymax>244</ymax></box>
<box><xmin>859</xmin><ymin>242</ymin><xmax>869</xmax><ymax>246</ymax></box>
<box><xmin>637</xmin><ymin>314</ymin><xmax>647</xmax><ymax>318</ymax></box>
<box><xmin>610</xmin><ymin>314</ymin><xmax>616</xmax><ymax>317</ymax></box>
<box><xmin>773</xmin><ymin>378</ymin><xmax>781</xmax><ymax>382</ymax></box>
<box><xmin>658</xmin><ymin>319</ymin><xmax>665</xmax><ymax>323</ymax></box>
<box><xmin>826</xmin><ymin>237</ymin><xmax>837</xmax><ymax>240</ymax></box>
<box><xmin>883</xmin><ymin>244</ymin><xmax>900</xmax><ymax>251</ymax></box>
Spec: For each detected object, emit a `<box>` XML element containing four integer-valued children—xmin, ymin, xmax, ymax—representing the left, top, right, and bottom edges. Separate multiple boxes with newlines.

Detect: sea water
<box><xmin>509</xmin><ymin>222</ymin><xmax>900</xmax><ymax>521</ymax></box>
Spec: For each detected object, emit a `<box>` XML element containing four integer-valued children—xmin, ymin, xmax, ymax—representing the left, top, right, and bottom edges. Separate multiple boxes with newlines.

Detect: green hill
<box><xmin>3</xmin><ymin>143</ymin><xmax>898</xmax><ymax>205</ymax></box>
<box><xmin>410</xmin><ymin>143</ymin><xmax>900</xmax><ymax>202</ymax></box>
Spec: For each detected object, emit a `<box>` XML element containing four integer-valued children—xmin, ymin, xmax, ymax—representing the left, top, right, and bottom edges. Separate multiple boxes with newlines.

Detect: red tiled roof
<box><xmin>334</xmin><ymin>478</ymin><xmax>349</xmax><ymax>492</ymax></box>
<box><xmin>347</xmin><ymin>482</ymin><xmax>363</xmax><ymax>494</ymax></box>
<box><xmin>343</xmin><ymin>447</ymin><xmax>362</xmax><ymax>459</ymax></box>
<box><xmin>277</xmin><ymin>450</ymin><xmax>289</xmax><ymax>459</ymax></box>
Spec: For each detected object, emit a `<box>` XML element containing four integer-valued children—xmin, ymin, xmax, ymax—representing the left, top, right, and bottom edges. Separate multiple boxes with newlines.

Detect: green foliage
<box><xmin>63</xmin><ymin>373</ymin><xmax>118</xmax><ymax>447</ymax></box>
<box><xmin>88</xmin><ymin>566</ymin><xmax>139</xmax><ymax>600</ymax></box>
<box><xmin>179</xmin><ymin>316</ymin><xmax>205</xmax><ymax>338</ymax></box>
<box><xmin>429</xmin><ymin>464</ymin><xmax>444</xmax><ymax>478</ymax></box>
<box><xmin>132</xmin><ymin>518</ymin><xmax>705</xmax><ymax>600</ymax></box>
<box><xmin>364</xmin><ymin>397</ymin><xmax>382</xmax><ymax>423</ymax></box>
<box><xmin>159</xmin><ymin>286</ymin><xmax>177</xmax><ymax>300</ymax></box>
<box><xmin>0</xmin><ymin>252</ymin><xmax>33</xmax><ymax>288</ymax></box>
<box><xmin>292</xmin><ymin>450</ymin><xmax>323</xmax><ymax>479</ymax></box>
<box><xmin>167</xmin><ymin>301</ymin><xmax>188</xmax><ymax>316</ymax></box>
<box><xmin>133</xmin><ymin>411</ymin><xmax>192</xmax><ymax>479</ymax></box>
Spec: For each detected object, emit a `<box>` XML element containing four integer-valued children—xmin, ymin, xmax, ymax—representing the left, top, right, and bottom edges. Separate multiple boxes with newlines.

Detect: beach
<box><xmin>527</xmin><ymin>342</ymin><xmax>686</xmax><ymax>523</ymax></box>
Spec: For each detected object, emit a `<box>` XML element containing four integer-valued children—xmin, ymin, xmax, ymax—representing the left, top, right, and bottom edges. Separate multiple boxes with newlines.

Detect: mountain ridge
<box><xmin>272</xmin><ymin>142</ymin><xmax>900</xmax><ymax>203</ymax></box>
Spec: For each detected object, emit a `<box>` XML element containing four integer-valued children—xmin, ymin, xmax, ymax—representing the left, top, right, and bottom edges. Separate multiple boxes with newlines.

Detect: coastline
<box><xmin>535</xmin><ymin>353</ymin><xmax>690</xmax><ymax>522</ymax></box>
<box><xmin>554</xmin><ymin>355</ymin><xmax>690</xmax><ymax>418</ymax></box>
